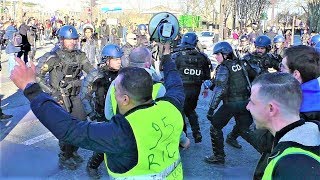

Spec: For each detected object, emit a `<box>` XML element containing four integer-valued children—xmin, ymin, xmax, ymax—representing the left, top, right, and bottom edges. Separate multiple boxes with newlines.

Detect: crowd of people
<box><xmin>1</xmin><ymin>14</ymin><xmax>320</xmax><ymax>179</ymax></box>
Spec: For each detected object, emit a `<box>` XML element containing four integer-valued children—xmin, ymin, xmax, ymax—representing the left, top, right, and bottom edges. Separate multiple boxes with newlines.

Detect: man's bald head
<box><xmin>128</xmin><ymin>47</ymin><xmax>152</xmax><ymax>68</ymax></box>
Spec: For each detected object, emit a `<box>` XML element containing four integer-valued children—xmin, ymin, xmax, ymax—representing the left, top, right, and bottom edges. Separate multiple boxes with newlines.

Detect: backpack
<box><xmin>11</xmin><ymin>32</ymin><xmax>22</xmax><ymax>47</ymax></box>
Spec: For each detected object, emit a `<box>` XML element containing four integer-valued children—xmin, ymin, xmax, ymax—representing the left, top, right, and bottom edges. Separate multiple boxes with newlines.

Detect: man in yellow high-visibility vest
<box><xmin>246</xmin><ymin>72</ymin><xmax>320</xmax><ymax>179</ymax></box>
<box><xmin>10</xmin><ymin>42</ymin><xmax>185</xmax><ymax>179</ymax></box>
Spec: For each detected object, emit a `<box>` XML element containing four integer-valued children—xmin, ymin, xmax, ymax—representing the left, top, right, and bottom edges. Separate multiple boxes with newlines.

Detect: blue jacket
<box><xmin>300</xmin><ymin>77</ymin><xmax>320</xmax><ymax>113</ymax></box>
<box><xmin>4</xmin><ymin>25</ymin><xmax>20</xmax><ymax>54</ymax></box>
<box><xmin>25</xmin><ymin>55</ymin><xmax>184</xmax><ymax>173</ymax></box>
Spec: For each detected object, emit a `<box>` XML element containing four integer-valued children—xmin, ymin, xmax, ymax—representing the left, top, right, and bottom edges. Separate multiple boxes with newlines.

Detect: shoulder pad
<box><xmin>267</xmin><ymin>53</ymin><xmax>279</xmax><ymax>60</ymax></box>
<box><xmin>242</xmin><ymin>53</ymin><xmax>252</xmax><ymax>61</ymax></box>
<box><xmin>88</xmin><ymin>69</ymin><xmax>104</xmax><ymax>81</ymax></box>
<box><xmin>36</xmin><ymin>52</ymin><xmax>58</xmax><ymax>67</ymax></box>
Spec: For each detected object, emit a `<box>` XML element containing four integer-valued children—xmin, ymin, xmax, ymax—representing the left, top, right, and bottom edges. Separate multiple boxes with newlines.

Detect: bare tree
<box><xmin>301</xmin><ymin>0</ymin><xmax>320</xmax><ymax>32</ymax></box>
<box><xmin>235</xmin><ymin>0</ymin><xmax>270</xmax><ymax>27</ymax></box>
<box><xmin>202</xmin><ymin>0</ymin><xmax>216</xmax><ymax>22</ymax></box>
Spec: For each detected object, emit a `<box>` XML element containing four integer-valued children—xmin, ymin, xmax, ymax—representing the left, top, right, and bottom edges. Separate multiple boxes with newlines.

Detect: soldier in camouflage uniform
<box><xmin>36</xmin><ymin>25</ymin><xmax>94</xmax><ymax>170</ymax></box>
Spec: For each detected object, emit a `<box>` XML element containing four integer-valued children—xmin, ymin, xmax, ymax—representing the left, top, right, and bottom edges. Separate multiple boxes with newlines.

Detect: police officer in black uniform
<box><xmin>172</xmin><ymin>32</ymin><xmax>211</xmax><ymax>143</ymax></box>
<box><xmin>226</xmin><ymin>35</ymin><xmax>281</xmax><ymax>149</ymax></box>
<box><xmin>243</xmin><ymin>35</ymin><xmax>280</xmax><ymax>74</ymax></box>
<box><xmin>36</xmin><ymin>25</ymin><xmax>94</xmax><ymax>170</ymax></box>
<box><xmin>80</xmin><ymin>44</ymin><xmax>123</xmax><ymax>178</ymax></box>
<box><xmin>204</xmin><ymin>41</ymin><xmax>257</xmax><ymax>164</ymax></box>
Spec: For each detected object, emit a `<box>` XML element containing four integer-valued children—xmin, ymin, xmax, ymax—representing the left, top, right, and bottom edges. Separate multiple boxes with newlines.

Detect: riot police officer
<box><xmin>80</xmin><ymin>44</ymin><xmax>123</xmax><ymax>178</ymax></box>
<box><xmin>243</xmin><ymin>35</ymin><xmax>280</xmax><ymax>74</ymax></box>
<box><xmin>81</xmin><ymin>23</ymin><xmax>99</xmax><ymax>68</ymax></box>
<box><xmin>272</xmin><ymin>35</ymin><xmax>286</xmax><ymax>59</ymax></box>
<box><xmin>36</xmin><ymin>25</ymin><xmax>94</xmax><ymax>170</ymax></box>
<box><xmin>136</xmin><ymin>24</ymin><xmax>149</xmax><ymax>47</ymax></box>
<box><xmin>204</xmin><ymin>41</ymin><xmax>257</xmax><ymax>164</ymax></box>
<box><xmin>172</xmin><ymin>32</ymin><xmax>211</xmax><ymax>143</ymax></box>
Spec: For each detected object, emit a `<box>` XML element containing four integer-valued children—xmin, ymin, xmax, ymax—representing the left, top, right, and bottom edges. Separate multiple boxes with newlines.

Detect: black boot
<box><xmin>226</xmin><ymin>128</ymin><xmax>242</xmax><ymax>149</ymax></box>
<box><xmin>87</xmin><ymin>152</ymin><xmax>104</xmax><ymax>179</ymax></box>
<box><xmin>0</xmin><ymin>113</ymin><xmax>13</xmax><ymax>120</ymax></box>
<box><xmin>188</xmin><ymin>112</ymin><xmax>202</xmax><ymax>143</ymax></box>
<box><xmin>58</xmin><ymin>152</ymin><xmax>78</xmax><ymax>170</ymax></box>
<box><xmin>72</xmin><ymin>151</ymin><xmax>84</xmax><ymax>164</ymax></box>
<box><xmin>204</xmin><ymin>126</ymin><xmax>225</xmax><ymax>164</ymax></box>
<box><xmin>204</xmin><ymin>154</ymin><xmax>225</xmax><ymax>164</ymax></box>
<box><xmin>193</xmin><ymin>131</ymin><xmax>202</xmax><ymax>143</ymax></box>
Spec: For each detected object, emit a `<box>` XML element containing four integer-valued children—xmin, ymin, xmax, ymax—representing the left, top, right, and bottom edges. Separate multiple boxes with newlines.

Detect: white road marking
<box><xmin>21</xmin><ymin>132</ymin><xmax>55</xmax><ymax>145</ymax></box>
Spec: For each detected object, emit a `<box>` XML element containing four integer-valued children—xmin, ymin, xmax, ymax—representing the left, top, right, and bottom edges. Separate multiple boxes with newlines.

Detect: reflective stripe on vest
<box><xmin>110</xmin><ymin>86</ymin><xmax>117</xmax><ymax>115</ymax></box>
<box><xmin>105</xmin><ymin>100</ymin><xmax>184</xmax><ymax>179</ymax></box>
<box><xmin>262</xmin><ymin>147</ymin><xmax>320</xmax><ymax>179</ymax></box>
<box><xmin>110</xmin><ymin>83</ymin><xmax>164</xmax><ymax>115</ymax></box>
<box><xmin>109</xmin><ymin>158</ymin><xmax>182</xmax><ymax>180</ymax></box>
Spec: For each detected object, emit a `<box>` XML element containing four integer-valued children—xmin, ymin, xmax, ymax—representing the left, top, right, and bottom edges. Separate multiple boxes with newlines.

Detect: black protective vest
<box><xmin>224</xmin><ymin>59</ymin><xmax>250</xmax><ymax>101</ymax></box>
<box><xmin>244</xmin><ymin>53</ymin><xmax>280</xmax><ymax>74</ymax></box>
<box><xmin>50</xmin><ymin>51</ymin><xmax>83</xmax><ymax>95</ymax></box>
<box><xmin>175</xmin><ymin>48</ymin><xmax>208</xmax><ymax>85</ymax></box>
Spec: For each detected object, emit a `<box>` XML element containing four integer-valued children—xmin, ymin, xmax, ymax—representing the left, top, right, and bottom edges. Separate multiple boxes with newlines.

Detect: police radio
<box><xmin>148</xmin><ymin>12</ymin><xmax>179</xmax><ymax>43</ymax></box>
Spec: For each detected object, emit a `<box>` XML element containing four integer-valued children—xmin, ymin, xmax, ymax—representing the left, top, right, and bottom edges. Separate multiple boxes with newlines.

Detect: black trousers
<box><xmin>59</xmin><ymin>95</ymin><xmax>86</xmax><ymax>158</ymax></box>
<box><xmin>17</xmin><ymin>50</ymin><xmax>30</xmax><ymax>64</ymax></box>
<box><xmin>183</xmin><ymin>86</ymin><xmax>201</xmax><ymax>134</ymax></box>
<box><xmin>209</xmin><ymin>100</ymin><xmax>254</xmax><ymax>155</ymax></box>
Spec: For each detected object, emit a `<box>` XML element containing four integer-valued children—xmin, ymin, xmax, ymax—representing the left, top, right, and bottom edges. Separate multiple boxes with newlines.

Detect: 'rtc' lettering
<box><xmin>183</xmin><ymin>69</ymin><xmax>201</xmax><ymax>76</ymax></box>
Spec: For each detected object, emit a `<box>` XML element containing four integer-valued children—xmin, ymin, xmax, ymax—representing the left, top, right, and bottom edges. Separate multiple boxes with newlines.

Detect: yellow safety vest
<box><xmin>105</xmin><ymin>100</ymin><xmax>184</xmax><ymax>179</ymax></box>
<box><xmin>111</xmin><ymin>82</ymin><xmax>164</xmax><ymax>115</ymax></box>
<box><xmin>262</xmin><ymin>147</ymin><xmax>320</xmax><ymax>179</ymax></box>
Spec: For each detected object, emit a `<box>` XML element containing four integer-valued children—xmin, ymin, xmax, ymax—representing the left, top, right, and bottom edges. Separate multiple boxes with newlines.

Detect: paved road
<box><xmin>0</xmin><ymin>43</ymin><xmax>260</xmax><ymax>179</ymax></box>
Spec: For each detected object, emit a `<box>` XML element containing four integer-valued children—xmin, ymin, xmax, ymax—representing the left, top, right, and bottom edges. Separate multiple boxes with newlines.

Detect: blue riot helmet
<box><xmin>315</xmin><ymin>42</ymin><xmax>320</xmax><ymax>53</ymax></box>
<box><xmin>138</xmin><ymin>24</ymin><xmax>147</xmax><ymax>31</ymax></box>
<box><xmin>58</xmin><ymin>25</ymin><xmax>79</xmax><ymax>39</ymax></box>
<box><xmin>213</xmin><ymin>41</ymin><xmax>233</xmax><ymax>55</ymax></box>
<box><xmin>148</xmin><ymin>12</ymin><xmax>179</xmax><ymax>43</ymax></box>
<box><xmin>273</xmin><ymin>35</ymin><xmax>285</xmax><ymax>43</ymax></box>
<box><xmin>100</xmin><ymin>44</ymin><xmax>124</xmax><ymax>64</ymax></box>
<box><xmin>310</xmin><ymin>34</ymin><xmax>320</xmax><ymax>46</ymax></box>
<box><xmin>254</xmin><ymin>35</ymin><xmax>272</xmax><ymax>51</ymax></box>
<box><xmin>181</xmin><ymin>32</ymin><xmax>198</xmax><ymax>46</ymax></box>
